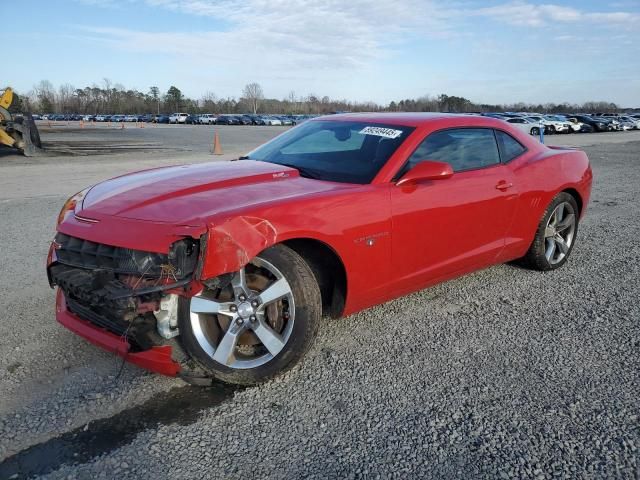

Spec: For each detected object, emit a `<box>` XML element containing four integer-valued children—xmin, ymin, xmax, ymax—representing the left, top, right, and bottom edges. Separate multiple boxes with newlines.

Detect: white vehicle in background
<box><xmin>545</xmin><ymin>115</ymin><xmax>575</xmax><ymax>133</ymax></box>
<box><xmin>619</xmin><ymin>116</ymin><xmax>640</xmax><ymax>130</ymax></box>
<box><xmin>199</xmin><ymin>114</ymin><xmax>217</xmax><ymax>125</ymax></box>
<box><xmin>124</xmin><ymin>115</ymin><xmax>138</xmax><ymax>122</ymax></box>
<box><xmin>505</xmin><ymin>117</ymin><xmax>542</xmax><ymax>136</ymax></box>
<box><xmin>524</xmin><ymin>115</ymin><xmax>566</xmax><ymax>134</ymax></box>
<box><xmin>263</xmin><ymin>116</ymin><xmax>282</xmax><ymax>126</ymax></box>
<box><xmin>169</xmin><ymin>113</ymin><xmax>189</xmax><ymax>124</ymax></box>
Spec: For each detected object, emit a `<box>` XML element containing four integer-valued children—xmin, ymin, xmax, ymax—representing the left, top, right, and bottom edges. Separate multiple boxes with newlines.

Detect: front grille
<box><xmin>54</xmin><ymin>233</ymin><xmax>170</xmax><ymax>277</ymax></box>
<box><xmin>66</xmin><ymin>296</ymin><xmax>130</xmax><ymax>339</ymax></box>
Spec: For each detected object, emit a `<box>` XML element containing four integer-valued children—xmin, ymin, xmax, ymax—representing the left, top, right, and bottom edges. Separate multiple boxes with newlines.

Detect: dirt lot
<box><xmin>0</xmin><ymin>125</ymin><xmax>638</xmax><ymax>479</ymax></box>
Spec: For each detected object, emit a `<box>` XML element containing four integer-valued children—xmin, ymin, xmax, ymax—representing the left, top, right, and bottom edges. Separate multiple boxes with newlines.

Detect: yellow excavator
<box><xmin>0</xmin><ymin>87</ymin><xmax>42</xmax><ymax>156</ymax></box>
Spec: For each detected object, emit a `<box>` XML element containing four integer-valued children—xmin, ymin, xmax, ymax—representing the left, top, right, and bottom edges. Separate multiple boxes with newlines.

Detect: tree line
<box><xmin>11</xmin><ymin>79</ymin><xmax>625</xmax><ymax>115</ymax></box>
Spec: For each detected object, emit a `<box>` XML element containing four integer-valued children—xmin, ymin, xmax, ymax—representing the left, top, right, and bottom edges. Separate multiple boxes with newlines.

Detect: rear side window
<box><xmin>495</xmin><ymin>130</ymin><xmax>526</xmax><ymax>162</ymax></box>
<box><xmin>404</xmin><ymin>128</ymin><xmax>500</xmax><ymax>173</ymax></box>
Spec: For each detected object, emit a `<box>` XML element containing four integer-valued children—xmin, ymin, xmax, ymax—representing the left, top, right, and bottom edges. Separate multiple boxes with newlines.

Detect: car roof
<box><xmin>318</xmin><ymin>112</ymin><xmax>501</xmax><ymax>127</ymax></box>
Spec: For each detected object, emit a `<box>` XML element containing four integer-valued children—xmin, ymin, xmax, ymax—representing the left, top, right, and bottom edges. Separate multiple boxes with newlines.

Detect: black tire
<box><xmin>520</xmin><ymin>192</ymin><xmax>579</xmax><ymax>271</ymax></box>
<box><xmin>531</xmin><ymin>127</ymin><xmax>539</xmax><ymax>136</ymax></box>
<box><xmin>178</xmin><ymin>244</ymin><xmax>321</xmax><ymax>385</ymax></box>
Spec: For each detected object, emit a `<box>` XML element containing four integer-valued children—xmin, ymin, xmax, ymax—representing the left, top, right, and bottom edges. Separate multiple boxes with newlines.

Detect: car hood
<box><xmin>80</xmin><ymin>160</ymin><xmax>349</xmax><ymax>225</ymax></box>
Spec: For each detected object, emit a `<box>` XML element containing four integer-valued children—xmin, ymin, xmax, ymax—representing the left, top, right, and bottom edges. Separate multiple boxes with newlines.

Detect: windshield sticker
<box><xmin>358</xmin><ymin>126</ymin><xmax>403</xmax><ymax>139</ymax></box>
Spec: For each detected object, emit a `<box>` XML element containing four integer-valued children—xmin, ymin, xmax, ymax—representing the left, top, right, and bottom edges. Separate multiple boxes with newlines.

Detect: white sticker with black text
<box><xmin>358</xmin><ymin>126</ymin><xmax>403</xmax><ymax>139</ymax></box>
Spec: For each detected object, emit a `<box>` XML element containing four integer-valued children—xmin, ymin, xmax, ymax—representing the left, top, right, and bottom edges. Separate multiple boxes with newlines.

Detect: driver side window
<box><xmin>403</xmin><ymin>128</ymin><xmax>501</xmax><ymax>174</ymax></box>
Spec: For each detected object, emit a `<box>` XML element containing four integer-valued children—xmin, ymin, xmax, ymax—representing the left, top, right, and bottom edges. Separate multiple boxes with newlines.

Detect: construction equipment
<box><xmin>0</xmin><ymin>87</ymin><xmax>42</xmax><ymax>156</ymax></box>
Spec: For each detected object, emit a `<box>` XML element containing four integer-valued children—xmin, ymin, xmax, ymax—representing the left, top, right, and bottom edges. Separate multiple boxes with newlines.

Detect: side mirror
<box><xmin>396</xmin><ymin>161</ymin><xmax>453</xmax><ymax>187</ymax></box>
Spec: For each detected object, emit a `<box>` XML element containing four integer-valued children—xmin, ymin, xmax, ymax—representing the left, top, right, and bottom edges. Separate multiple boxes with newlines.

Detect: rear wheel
<box><xmin>531</xmin><ymin>127</ymin><xmax>540</xmax><ymax>136</ymax></box>
<box><xmin>521</xmin><ymin>192</ymin><xmax>579</xmax><ymax>271</ymax></box>
<box><xmin>179</xmin><ymin>244</ymin><xmax>321</xmax><ymax>385</ymax></box>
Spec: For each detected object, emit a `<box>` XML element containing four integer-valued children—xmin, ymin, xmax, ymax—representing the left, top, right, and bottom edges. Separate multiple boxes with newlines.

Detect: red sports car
<box><xmin>47</xmin><ymin>113</ymin><xmax>592</xmax><ymax>385</ymax></box>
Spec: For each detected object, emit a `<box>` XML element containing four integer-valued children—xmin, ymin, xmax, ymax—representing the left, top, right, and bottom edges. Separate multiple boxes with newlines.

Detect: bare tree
<box><xmin>242</xmin><ymin>82</ymin><xmax>264</xmax><ymax>114</ymax></box>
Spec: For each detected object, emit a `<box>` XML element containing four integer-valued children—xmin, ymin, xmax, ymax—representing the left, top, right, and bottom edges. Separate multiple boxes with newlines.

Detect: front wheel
<box><xmin>179</xmin><ymin>244</ymin><xmax>321</xmax><ymax>385</ymax></box>
<box><xmin>520</xmin><ymin>192</ymin><xmax>579</xmax><ymax>271</ymax></box>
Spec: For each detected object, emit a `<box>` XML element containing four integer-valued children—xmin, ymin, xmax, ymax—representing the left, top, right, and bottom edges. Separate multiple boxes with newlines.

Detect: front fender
<box><xmin>200</xmin><ymin>216</ymin><xmax>278</xmax><ymax>279</ymax></box>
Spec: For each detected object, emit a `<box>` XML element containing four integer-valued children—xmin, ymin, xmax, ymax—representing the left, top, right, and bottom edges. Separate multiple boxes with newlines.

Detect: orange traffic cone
<box><xmin>80</xmin><ymin>120</ymin><xmax>84</xmax><ymax>129</ymax></box>
<box><xmin>121</xmin><ymin>121</ymin><xmax>125</xmax><ymax>129</ymax></box>
<box><xmin>212</xmin><ymin>130</ymin><xmax>223</xmax><ymax>155</ymax></box>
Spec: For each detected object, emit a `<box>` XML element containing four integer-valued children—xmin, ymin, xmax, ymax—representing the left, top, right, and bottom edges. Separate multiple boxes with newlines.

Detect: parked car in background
<box><xmin>199</xmin><ymin>114</ymin><xmax>217</xmax><ymax>125</ymax></box>
<box><xmin>505</xmin><ymin>117</ymin><xmax>541</xmax><ymax>136</ymax></box>
<box><xmin>570</xmin><ymin>115</ymin><xmax>609</xmax><ymax>132</ymax></box>
<box><xmin>619</xmin><ymin>116</ymin><xmax>640</xmax><ymax>129</ymax></box>
<box><xmin>155</xmin><ymin>114</ymin><xmax>170</xmax><ymax>124</ymax></box>
<box><xmin>124</xmin><ymin>115</ymin><xmax>138</xmax><ymax>122</ymax></box>
<box><xmin>215</xmin><ymin>115</ymin><xmax>232</xmax><ymax>125</ymax></box>
<box><xmin>591</xmin><ymin>116</ymin><xmax>617</xmax><ymax>131</ymax></box>
<box><xmin>169</xmin><ymin>113</ymin><xmax>189</xmax><ymax>124</ymax></box>
<box><xmin>617</xmin><ymin>117</ymin><xmax>636</xmax><ymax>131</ymax></box>
<box><xmin>525</xmin><ymin>115</ymin><xmax>566</xmax><ymax>134</ymax></box>
<box><xmin>264</xmin><ymin>116</ymin><xmax>282</xmax><ymax>126</ymax></box>
<box><xmin>185</xmin><ymin>114</ymin><xmax>200</xmax><ymax>125</ymax></box>
<box><xmin>543</xmin><ymin>115</ymin><xmax>572</xmax><ymax>133</ymax></box>
<box><xmin>565</xmin><ymin>117</ymin><xmax>593</xmax><ymax>133</ymax></box>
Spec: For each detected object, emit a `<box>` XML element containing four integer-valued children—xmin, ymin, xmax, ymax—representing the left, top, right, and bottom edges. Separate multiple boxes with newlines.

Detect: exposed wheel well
<box><xmin>562</xmin><ymin>188</ymin><xmax>583</xmax><ymax>216</ymax></box>
<box><xmin>282</xmin><ymin>238</ymin><xmax>347</xmax><ymax>318</ymax></box>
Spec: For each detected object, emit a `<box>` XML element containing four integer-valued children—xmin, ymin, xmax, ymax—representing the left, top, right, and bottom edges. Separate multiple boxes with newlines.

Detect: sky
<box><xmin>7</xmin><ymin>0</ymin><xmax>640</xmax><ymax>106</ymax></box>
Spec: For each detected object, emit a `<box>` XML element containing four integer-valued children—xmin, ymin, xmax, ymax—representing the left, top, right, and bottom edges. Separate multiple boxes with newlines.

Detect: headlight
<box><xmin>57</xmin><ymin>187</ymin><xmax>90</xmax><ymax>225</ymax></box>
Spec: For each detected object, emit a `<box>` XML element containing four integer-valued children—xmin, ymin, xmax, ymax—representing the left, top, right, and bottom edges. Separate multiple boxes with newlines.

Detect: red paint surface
<box><xmin>49</xmin><ymin>113</ymin><xmax>592</xmax><ymax>375</ymax></box>
<box><xmin>55</xmin><ymin>290</ymin><xmax>181</xmax><ymax>376</ymax></box>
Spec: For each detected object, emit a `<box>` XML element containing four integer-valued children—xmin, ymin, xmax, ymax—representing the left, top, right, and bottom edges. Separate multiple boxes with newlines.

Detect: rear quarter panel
<box><xmin>503</xmin><ymin>146</ymin><xmax>592</xmax><ymax>260</ymax></box>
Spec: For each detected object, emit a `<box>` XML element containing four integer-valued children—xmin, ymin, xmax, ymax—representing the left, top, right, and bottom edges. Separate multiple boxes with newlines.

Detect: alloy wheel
<box><xmin>544</xmin><ymin>201</ymin><xmax>576</xmax><ymax>265</ymax></box>
<box><xmin>189</xmin><ymin>258</ymin><xmax>295</xmax><ymax>369</ymax></box>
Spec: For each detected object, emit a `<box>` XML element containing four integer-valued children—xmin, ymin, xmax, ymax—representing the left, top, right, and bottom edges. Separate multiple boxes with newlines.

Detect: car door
<box><xmin>389</xmin><ymin>127</ymin><xmax>519</xmax><ymax>295</ymax></box>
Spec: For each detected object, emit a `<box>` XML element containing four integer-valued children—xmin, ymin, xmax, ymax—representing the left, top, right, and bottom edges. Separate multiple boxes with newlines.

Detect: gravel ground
<box><xmin>0</xmin><ymin>129</ymin><xmax>638</xmax><ymax>479</ymax></box>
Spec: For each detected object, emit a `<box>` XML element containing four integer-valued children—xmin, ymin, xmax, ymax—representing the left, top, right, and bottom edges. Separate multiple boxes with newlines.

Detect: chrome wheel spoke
<box><xmin>544</xmin><ymin>226</ymin><xmax>556</xmax><ymax>238</ymax></box>
<box><xmin>556</xmin><ymin>213</ymin><xmax>575</xmax><ymax>232</ymax></box>
<box><xmin>231</xmin><ymin>268</ymin><xmax>249</xmax><ymax>298</ymax></box>
<box><xmin>555</xmin><ymin>236</ymin><xmax>570</xmax><ymax>254</ymax></box>
<box><xmin>554</xmin><ymin>203</ymin><xmax>565</xmax><ymax>224</ymax></box>
<box><xmin>251</xmin><ymin>318</ymin><xmax>285</xmax><ymax>356</ymax></box>
<box><xmin>212</xmin><ymin>323</ymin><xmax>244</xmax><ymax>366</ymax></box>
<box><xmin>545</xmin><ymin>238</ymin><xmax>557</xmax><ymax>260</ymax></box>
<box><xmin>257</xmin><ymin>278</ymin><xmax>291</xmax><ymax>306</ymax></box>
<box><xmin>190</xmin><ymin>296</ymin><xmax>235</xmax><ymax>317</ymax></box>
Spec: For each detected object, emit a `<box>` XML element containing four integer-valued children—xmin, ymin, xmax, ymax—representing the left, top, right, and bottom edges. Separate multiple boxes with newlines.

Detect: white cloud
<box><xmin>81</xmin><ymin>0</ymin><xmax>454</xmax><ymax>70</ymax></box>
<box><xmin>476</xmin><ymin>1</ymin><xmax>639</xmax><ymax>28</ymax></box>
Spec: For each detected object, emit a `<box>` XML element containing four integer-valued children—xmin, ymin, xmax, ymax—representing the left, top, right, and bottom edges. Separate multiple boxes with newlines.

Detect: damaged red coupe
<box><xmin>47</xmin><ymin>113</ymin><xmax>592</xmax><ymax>385</ymax></box>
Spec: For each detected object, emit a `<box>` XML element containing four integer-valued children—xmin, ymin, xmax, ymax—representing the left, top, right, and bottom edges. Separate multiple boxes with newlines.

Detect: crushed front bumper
<box><xmin>55</xmin><ymin>289</ymin><xmax>181</xmax><ymax>376</ymax></box>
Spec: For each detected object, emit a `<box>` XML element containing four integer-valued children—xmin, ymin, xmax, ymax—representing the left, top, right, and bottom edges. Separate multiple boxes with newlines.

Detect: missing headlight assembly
<box><xmin>48</xmin><ymin>235</ymin><xmax>201</xmax><ymax>348</ymax></box>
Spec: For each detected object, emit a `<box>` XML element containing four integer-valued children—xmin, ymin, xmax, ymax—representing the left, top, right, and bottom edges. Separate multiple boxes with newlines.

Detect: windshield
<box><xmin>245</xmin><ymin>120</ymin><xmax>415</xmax><ymax>184</ymax></box>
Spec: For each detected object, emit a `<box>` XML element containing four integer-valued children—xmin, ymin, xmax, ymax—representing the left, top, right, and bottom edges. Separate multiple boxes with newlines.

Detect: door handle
<box><xmin>495</xmin><ymin>181</ymin><xmax>514</xmax><ymax>191</ymax></box>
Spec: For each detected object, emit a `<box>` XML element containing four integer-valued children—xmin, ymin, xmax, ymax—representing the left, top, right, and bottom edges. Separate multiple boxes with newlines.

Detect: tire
<box><xmin>178</xmin><ymin>244</ymin><xmax>321</xmax><ymax>385</ymax></box>
<box><xmin>520</xmin><ymin>192</ymin><xmax>579</xmax><ymax>271</ymax></box>
<box><xmin>531</xmin><ymin>127</ymin><xmax>539</xmax><ymax>136</ymax></box>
